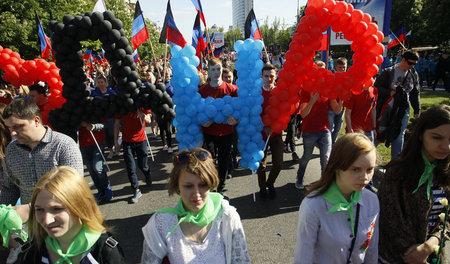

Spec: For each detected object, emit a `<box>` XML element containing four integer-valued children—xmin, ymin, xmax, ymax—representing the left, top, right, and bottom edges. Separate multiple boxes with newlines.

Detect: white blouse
<box><xmin>294</xmin><ymin>189</ymin><xmax>379</xmax><ymax>264</ymax></box>
<box><xmin>141</xmin><ymin>199</ymin><xmax>251</xmax><ymax>264</ymax></box>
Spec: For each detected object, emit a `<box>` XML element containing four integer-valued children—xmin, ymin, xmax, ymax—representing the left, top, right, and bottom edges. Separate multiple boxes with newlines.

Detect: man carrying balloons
<box><xmin>257</xmin><ymin>64</ymin><xmax>284</xmax><ymax>200</ymax></box>
<box><xmin>199</xmin><ymin>58</ymin><xmax>239</xmax><ymax>194</ymax></box>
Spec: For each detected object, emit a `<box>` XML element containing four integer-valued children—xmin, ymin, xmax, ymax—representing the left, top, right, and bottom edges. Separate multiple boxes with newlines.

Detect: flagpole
<box><xmin>146</xmin><ymin>36</ymin><xmax>161</xmax><ymax>78</ymax></box>
<box><xmin>204</xmin><ymin>27</ymin><xmax>213</xmax><ymax>60</ymax></box>
<box><xmin>162</xmin><ymin>38</ymin><xmax>168</xmax><ymax>81</ymax></box>
<box><xmin>261</xmin><ymin>39</ymin><xmax>269</xmax><ymax>63</ymax></box>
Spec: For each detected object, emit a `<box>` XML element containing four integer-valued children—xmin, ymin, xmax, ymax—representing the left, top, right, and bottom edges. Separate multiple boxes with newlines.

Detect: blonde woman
<box><xmin>21</xmin><ymin>166</ymin><xmax>125</xmax><ymax>263</ymax></box>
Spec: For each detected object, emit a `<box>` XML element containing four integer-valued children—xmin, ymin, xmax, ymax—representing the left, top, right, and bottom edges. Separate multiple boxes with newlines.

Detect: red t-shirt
<box><xmin>344</xmin><ymin>87</ymin><xmax>378</xmax><ymax>132</ymax></box>
<box><xmin>115</xmin><ymin>109</ymin><xmax>151</xmax><ymax>143</ymax></box>
<box><xmin>198</xmin><ymin>82</ymin><xmax>238</xmax><ymax>136</ymax></box>
<box><xmin>78</xmin><ymin>126</ymin><xmax>105</xmax><ymax>147</ymax></box>
<box><xmin>300</xmin><ymin>92</ymin><xmax>329</xmax><ymax>133</ymax></box>
<box><xmin>38</xmin><ymin>102</ymin><xmax>51</xmax><ymax>127</ymax></box>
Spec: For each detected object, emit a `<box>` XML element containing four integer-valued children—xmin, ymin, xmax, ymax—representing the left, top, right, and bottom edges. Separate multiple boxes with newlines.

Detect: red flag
<box><xmin>131</xmin><ymin>1</ymin><xmax>149</xmax><ymax>50</ymax></box>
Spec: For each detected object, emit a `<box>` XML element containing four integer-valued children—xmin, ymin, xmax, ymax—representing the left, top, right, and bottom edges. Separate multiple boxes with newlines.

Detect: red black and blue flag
<box><xmin>190</xmin><ymin>0</ymin><xmax>206</xmax><ymax>27</ymax></box>
<box><xmin>159</xmin><ymin>0</ymin><xmax>187</xmax><ymax>47</ymax></box>
<box><xmin>192</xmin><ymin>12</ymin><xmax>206</xmax><ymax>60</ymax></box>
<box><xmin>244</xmin><ymin>9</ymin><xmax>262</xmax><ymax>40</ymax></box>
<box><xmin>83</xmin><ymin>49</ymin><xmax>95</xmax><ymax>73</ymax></box>
<box><xmin>388</xmin><ymin>27</ymin><xmax>405</xmax><ymax>49</ymax></box>
<box><xmin>131</xmin><ymin>1</ymin><xmax>149</xmax><ymax>50</ymax></box>
<box><xmin>35</xmin><ymin>12</ymin><xmax>52</xmax><ymax>60</ymax></box>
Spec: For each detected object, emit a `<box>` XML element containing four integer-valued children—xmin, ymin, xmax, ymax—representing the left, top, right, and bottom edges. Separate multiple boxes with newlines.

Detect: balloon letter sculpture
<box><xmin>170</xmin><ymin>39</ymin><xmax>265</xmax><ymax>170</ymax></box>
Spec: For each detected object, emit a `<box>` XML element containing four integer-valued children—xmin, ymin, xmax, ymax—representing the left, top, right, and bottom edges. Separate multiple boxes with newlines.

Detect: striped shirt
<box><xmin>428</xmin><ymin>187</ymin><xmax>446</xmax><ymax>232</ymax></box>
<box><xmin>0</xmin><ymin>127</ymin><xmax>83</xmax><ymax>205</ymax></box>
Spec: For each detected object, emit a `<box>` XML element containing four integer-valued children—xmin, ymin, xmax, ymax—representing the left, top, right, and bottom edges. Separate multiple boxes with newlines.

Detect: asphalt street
<box><xmin>91</xmin><ymin>132</ymin><xmax>317</xmax><ymax>264</ymax></box>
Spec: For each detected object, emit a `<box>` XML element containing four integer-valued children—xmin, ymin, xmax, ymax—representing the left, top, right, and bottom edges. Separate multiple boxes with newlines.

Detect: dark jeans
<box><xmin>257</xmin><ymin>134</ymin><xmax>284</xmax><ymax>189</ymax></box>
<box><xmin>122</xmin><ymin>140</ymin><xmax>150</xmax><ymax>190</ymax></box>
<box><xmin>104</xmin><ymin>118</ymin><xmax>115</xmax><ymax>149</ymax></box>
<box><xmin>157</xmin><ymin>118</ymin><xmax>172</xmax><ymax>147</ymax></box>
<box><xmin>285</xmin><ymin>115</ymin><xmax>302</xmax><ymax>151</ymax></box>
<box><xmin>432</xmin><ymin>73</ymin><xmax>450</xmax><ymax>91</ymax></box>
<box><xmin>203</xmin><ymin>133</ymin><xmax>233</xmax><ymax>191</ymax></box>
<box><xmin>80</xmin><ymin>143</ymin><xmax>110</xmax><ymax>193</ymax></box>
<box><xmin>227</xmin><ymin>129</ymin><xmax>239</xmax><ymax>174</ymax></box>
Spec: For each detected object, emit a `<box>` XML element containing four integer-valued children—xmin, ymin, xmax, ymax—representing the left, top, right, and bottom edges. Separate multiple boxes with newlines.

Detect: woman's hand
<box><xmin>403</xmin><ymin>243</ymin><xmax>433</xmax><ymax>264</ymax></box>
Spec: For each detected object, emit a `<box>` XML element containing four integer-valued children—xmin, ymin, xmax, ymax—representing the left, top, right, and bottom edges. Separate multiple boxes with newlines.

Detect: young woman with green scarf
<box><xmin>141</xmin><ymin>148</ymin><xmax>251</xmax><ymax>264</ymax></box>
<box><xmin>20</xmin><ymin>166</ymin><xmax>125</xmax><ymax>263</ymax></box>
<box><xmin>294</xmin><ymin>133</ymin><xmax>379</xmax><ymax>263</ymax></box>
<box><xmin>378</xmin><ymin>105</ymin><xmax>450</xmax><ymax>264</ymax></box>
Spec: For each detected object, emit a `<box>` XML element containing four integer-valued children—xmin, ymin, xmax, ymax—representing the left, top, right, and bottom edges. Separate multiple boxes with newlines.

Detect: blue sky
<box><xmin>140</xmin><ymin>0</ymin><xmax>307</xmax><ymax>43</ymax></box>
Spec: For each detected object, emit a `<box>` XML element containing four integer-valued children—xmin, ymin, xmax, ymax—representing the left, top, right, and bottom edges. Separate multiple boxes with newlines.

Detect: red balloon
<box><xmin>334</xmin><ymin>1</ymin><xmax>348</xmax><ymax>14</ymax></box>
<box><xmin>363</xmin><ymin>13</ymin><xmax>372</xmax><ymax>24</ymax></box>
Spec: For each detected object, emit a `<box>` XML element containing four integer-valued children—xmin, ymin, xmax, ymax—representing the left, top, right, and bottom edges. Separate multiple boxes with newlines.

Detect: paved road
<box><xmin>94</xmin><ymin>133</ymin><xmax>318</xmax><ymax>264</ymax></box>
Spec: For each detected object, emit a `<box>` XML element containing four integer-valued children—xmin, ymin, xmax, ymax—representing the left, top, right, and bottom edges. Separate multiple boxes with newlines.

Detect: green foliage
<box><xmin>224</xmin><ymin>28</ymin><xmax>242</xmax><ymax>49</ymax></box>
<box><xmin>0</xmin><ymin>0</ymin><xmax>164</xmax><ymax>61</ymax></box>
<box><xmin>390</xmin><ymin>0</ymin><xmax>450</xmax><ymax>47</ymax></box>
<box><xmin>137</xmin><ymin>18</ymin><xmax>166</xmax><ymax>61</ymax></box>
<box><xmin>259</xmin><ymin>17</ymin><xmax>294</xmax><ymax>52</ymax></box>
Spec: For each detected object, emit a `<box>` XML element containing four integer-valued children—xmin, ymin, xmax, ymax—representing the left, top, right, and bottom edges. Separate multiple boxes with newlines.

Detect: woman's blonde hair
<box><xmin>306</xmin><ymin>133</ymin><xmax>377</xmax><ymax>197</ymax></box>
<box><xmin>167</xmin><ymin>148</ymin><xmax>219</xmax><ymax>195</ymax></box>
<box><xmin>28</xmin><ymin>166</ymin><xmax>106</xmax><ymax>248</ymax></box>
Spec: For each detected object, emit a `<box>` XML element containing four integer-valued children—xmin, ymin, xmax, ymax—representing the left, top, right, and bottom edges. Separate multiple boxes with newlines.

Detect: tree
<box><xmin>137</xmin><ymin>19</ymin><xmax>166</xmax><ymax>61</ymax></box>
<box><xmin>224</xmin><ymin>28</ymin><xmax>242</xmax><ymax>49</ymax></box>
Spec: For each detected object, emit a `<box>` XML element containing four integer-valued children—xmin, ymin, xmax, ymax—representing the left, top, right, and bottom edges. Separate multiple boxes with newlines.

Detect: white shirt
<box><xmin>294</xmin><ymin>189</ymin><xmax>379</xmax><ymax>264</ymax></box>
<box><xmin>141</xmin><ymin>199</ymin><xmax>251</xmax><ymax>264</ymax></box>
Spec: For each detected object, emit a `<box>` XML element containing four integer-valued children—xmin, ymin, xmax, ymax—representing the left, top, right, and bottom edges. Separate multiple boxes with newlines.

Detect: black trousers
<box><xmin>203</xmin><ymin>133</ymin><xmax>233</xmax><ymax>191</ymax></box>
<box><xmin>285</xmin><ymin>114</ymin><xmax>303</xmax><ymax>151</ymax></box>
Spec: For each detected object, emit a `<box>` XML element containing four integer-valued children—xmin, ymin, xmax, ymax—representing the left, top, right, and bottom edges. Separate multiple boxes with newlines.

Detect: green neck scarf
<box><xmin>0</xmin><ymin>204</ymin><xmax>26</xmax><ymax>247</ymax></box>
<box><xmin>321</xmin><ymin>181</ymin><xmax>362</xmax><ymax>236</ymax></box>
<box><xmin>45</xmin><ymin>225</ymin><xmax>101</xmax><ymax>264</ymax></box>
<box><xmin>412</xmin><ymin>150</ymin><xmax>437</xmax><ymax>200</ymax></box>
<box><xmin>155</xmin><ymin>192</ymin><xmax>223</xmax><ymax>238</ymax></box>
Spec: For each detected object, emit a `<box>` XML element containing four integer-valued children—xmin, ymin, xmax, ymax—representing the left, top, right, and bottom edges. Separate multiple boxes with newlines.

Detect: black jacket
<box><xmin>374</xmin><ymin>65</ymin><xmax>421</xmax><ymax>117</ymax></box>
<box><xmin>19</xmin><ymin>233</ymin><xmax>126</xmax><ymax>264</ymax></box>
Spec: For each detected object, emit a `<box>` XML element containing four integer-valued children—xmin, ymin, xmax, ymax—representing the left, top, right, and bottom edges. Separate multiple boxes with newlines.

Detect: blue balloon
<box><xmin>246</xmin><ymin>142</ymin><xmax>257</xmax><ymax>152</ymax></box>
<box><xmin>255</xmin><ymin>60</ymin><xmax>264</xmax><ymax>70</ymax></box>
<box><xmin>238</xmin><ymin>142</ymin><xmax>246</xmax><ymax>152</ymax></box>
<box><xmin>239</xmin><ymin>116</ymin><xmax>249</xmax><ymax>125</ymax></box>
<box><xmin>239</xmin><ymin>159</ymin><xmax>249</xmax><ymax>169</ymax></box>
<box><xmin>251</xmin><ymin>105</ymin><xmax>262</xmax><ymax>115</ymax></box>
<box><xmin>184</xmin><ymin>134</ymin><xmax>194</xmax><ymax>143</ymax></box>
<box><xmin>184</xmin><ymin>65</ymin><xmax>198</xmax><ymax>78</ymax></box>
<box><xmin>172</xmin><ymin>118</ymin><xmax>178</xmax><ymax>127</ymax></box>
<box><xmin>240</xmin><ymin>106</ymin><xmax>250</xmax><ymax>116</ymax></box>
<box><xmin>234</xmin><ymin>40</ymin><xmax>244</xmax><ymax>52</ymax></box>
<box><xmin>213</xmin><ymin>113</ymin><xmax>225</xmax><ymax>124</ymax></box>
<box><xmin>178</xmin><ymin>143</ymin><xmax>188</xmax><ymax>151</ymax></box>
<box><xmin>189</xmin><ymin>55</ymin><xmax>200</xmax><ymax>67</ymax></box>
<box><xmin>213</xmin><ymin>98</ymin><xmax>225</xmax><ymax>110</ymax></box>
<box><xmin>244</xmin><ymin>39</ymin><xmax>254</xmax><ymax>49</ymax></box>
<box><xmin>240</xmin><ymin>134</ymin><xmax>250</xmax><ymax>144</ymax></box>
<box><xmin>182</xmin><ymin>45</ymin><xmax>196</xmax><ymax>57</ymax></box>
<box><xmin>249</xmin><ymin>161</ymin><xmax>260</xmax><ymax>171</ymax></box>
<box><xmin>223</xmin><ymin>95</ymin><xmax>233</xmax><ymax>104</ymax></box>
<box><xmin>185</xmin><ymin>104</ymin><xmax>197</xmax><ymax>117</ymax></box>
<box><xmin>232</xmin><ymin>111</ymin><xmax>241</xmax><ymax>120</ymax></box>
<box><xmin>196</xmin><ymin>112</ymin><xmax>208</xmax><ymax>124</ymax></box>
<box><xmin>187</xmin><ymin>123</ymin><xmax>199</xmax><ymax>135</ymax></box>
<box><xmin>179</xmin><ymin>95</ymin><xmax>191</xmax><ymax>105</ymax></box>
<box><xmin>205</xmin><ymin>105</ymin><xmax>217</xmax><ymax>118</ymax></box>
<box><xmin>222</xmin><ymin>104</ymin><xmax>233</xmax><ymax>116</ymax></box>
<box><xmin>236</xmin><ymin>125</ymin><xmax>245</xmax><ymax>134</ymax></box>
<box><xmin>171</xmin><ymin>45</ymin><xmax>182</xmax><ymax>56</ymax></box>
<box><xmin>252</xmin><ymin>150</ymin><xmax>265</xmax><ymax>161</ymax></box>
<box><xmin>245</xmin><ymin>124</ymin><xmax>256</xmax><ymax>135</ymax></box>
<box><xmin>180</xmin><ymin>56</ymin><xmax>190</xmax><ymax>66</ymax></box>
<box><xmin>254</xmin><ymin>40</ymin><xmax>264</xmax><ymax>50</ymax></box>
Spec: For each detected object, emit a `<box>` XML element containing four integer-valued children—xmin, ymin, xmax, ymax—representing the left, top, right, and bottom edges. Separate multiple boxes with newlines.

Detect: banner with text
<box><xmin>331</xmin><ymin>0</ymin><xmax>391</xmax><ymax>46</ymax></box>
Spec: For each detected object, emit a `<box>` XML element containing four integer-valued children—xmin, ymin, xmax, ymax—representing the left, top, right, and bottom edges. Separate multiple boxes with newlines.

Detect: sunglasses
<box><xmin>176</xmin><ymin>150</ymin><xmax>209</xmax><ymax>163</ymax></box>
<box><xmin>406</xmin><ymin>60</ymin><xmax>417</xmax><ymax>66</ymax></box>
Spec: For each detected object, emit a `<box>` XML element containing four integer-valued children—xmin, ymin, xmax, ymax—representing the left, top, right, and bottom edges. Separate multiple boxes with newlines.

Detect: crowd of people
<box><xmin>0</xmin><ymin>46</ymin><xmax>448</xmax><ymax>264</ymax></box>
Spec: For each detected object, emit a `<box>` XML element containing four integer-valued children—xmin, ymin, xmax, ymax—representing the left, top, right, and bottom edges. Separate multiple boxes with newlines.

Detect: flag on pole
<box><xmin>82</xmin><ymin>49</ymin><xmax>95</xmax><ymax>72</ymax></box>
<box><xmin>192</xmin><ymin>12</ymin><xmax>206</xmax><ymax>61</ymax></box>
<box><xmin>190</xmin><ymin>0</ymin><xmax>206</xmax><ymax>27</ymax></box>
<box><xmin>405</xmin><ymin>30</ymin><xmax>412</xmax><ymax>45</ymax></box>
<box><xmin>244</xmin><ymin>9</ymin><xmax>262</xmax><ymax>40</ymax></box>
<box><xmin>132</xmin><ymin>1</ymin><xmax>149</xmax><ymax>50</ymax></box>
<box><xmin>388</xmin><ymin>27</ymin><xmax>405</xmax><ymax>49</ymax></box>
<box><xmin>133</xmin><ymin>49</ymin><xmax>140</xmax><ymax>62</ymax></box>
<box><xmin>92</xmin><ymin>0</ymin><xmax>107</xmax><ymax>12</ymax></box>
<box><xmin>34</xmin><ymin>12</ymin><xmax>52</xmax><ymax>60</ymax></box>
<box><xmin>159</xmin><ymin>0</ymin><xmax>187</xmax><ymax>47</ymax></box>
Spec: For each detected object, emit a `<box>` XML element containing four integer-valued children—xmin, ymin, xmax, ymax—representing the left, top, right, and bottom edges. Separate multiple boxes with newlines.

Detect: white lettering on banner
<box><xmin>330</xmin><ymin>0</ymin><xmax>387</xmax><ymax>46</ymax></box>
